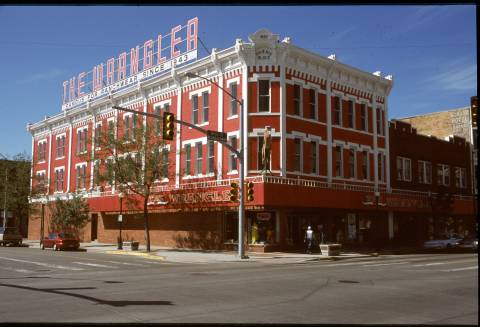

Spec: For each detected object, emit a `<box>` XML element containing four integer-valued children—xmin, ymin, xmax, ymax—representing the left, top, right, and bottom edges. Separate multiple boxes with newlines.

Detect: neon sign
<box><xmin>62</xmin><ymin>17</ymin><xmax>199</xmax><ymax>111</ymax></box>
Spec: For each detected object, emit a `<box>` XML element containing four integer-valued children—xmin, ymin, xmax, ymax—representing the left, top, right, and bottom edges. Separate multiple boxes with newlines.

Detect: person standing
<box><xmin>304</xmin><ymin>226</ymin><xmax>314</xmax><ymax>254</ymax></box>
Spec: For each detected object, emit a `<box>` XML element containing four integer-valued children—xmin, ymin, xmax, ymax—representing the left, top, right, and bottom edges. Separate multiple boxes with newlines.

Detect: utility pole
<box><xmin>0</xmin><ymin>153</ymin><xmax>8</xmax><ymax>229</ymax></box>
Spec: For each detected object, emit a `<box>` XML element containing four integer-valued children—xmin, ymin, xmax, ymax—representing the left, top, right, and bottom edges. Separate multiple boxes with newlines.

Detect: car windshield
<box><xmin>59</xmin><ymin>233</ymin><xmax>75</xmax><ymax>239</ymax></box>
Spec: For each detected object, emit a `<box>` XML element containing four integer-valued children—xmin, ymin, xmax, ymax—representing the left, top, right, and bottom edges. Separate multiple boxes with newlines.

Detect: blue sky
<box><xmin>0</xmin><ymin>5</ymin><xmax>476</xmax><ymax>158</ymax></box>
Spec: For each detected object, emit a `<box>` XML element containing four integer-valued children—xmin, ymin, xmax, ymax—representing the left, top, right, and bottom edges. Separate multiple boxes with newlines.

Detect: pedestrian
<box><xmin>304</xmin><ymin>226</ymin><xmax>314</xmax><ymax>254</ymax></box>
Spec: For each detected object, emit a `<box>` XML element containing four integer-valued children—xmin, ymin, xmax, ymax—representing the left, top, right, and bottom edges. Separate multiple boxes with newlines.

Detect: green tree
<box><xmin>50</xmin><ymin>194</ymin><xmax>90</xmax><ymax>234</ymax></box>
<box><xmin>91</xmin><ymin>112</ymin><xmax>173</xmax><ymax>252</ymax></box>
<box><xmin>0</xmin><ymin>152</ymin><xmax>31</xmax><ymax>235</ymax></box>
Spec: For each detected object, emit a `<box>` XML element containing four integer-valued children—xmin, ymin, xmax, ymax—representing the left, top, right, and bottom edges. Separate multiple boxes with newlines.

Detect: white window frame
<box><xmin>348</xmin><ymin>148</ymin><xmax>356</xmax><ymax>179</ymax></box>
<box><xmin>310</xmin><ymin>140</ymin><xmax>318</xmax><ymax>174</ymax></box>
<box><xmin>258</xmin><ymin>79</ymin><xmax>271</xmax><ymax>113</ymax></box>
<box><xmin>195</xmin><ymin>142</ymin><xmax>203</xmax><ymax>176</ymax></box>
<box><xmin>347</xmin><ymin>98</ymin><xmax>355</xmax><ymax>129</ymax></box>
<box><xmin>334</xmin><ymin>145</ymin><xmax>343</xmax><ymax>178</ymax></box>
<box><xmin>293</xmin><ymin>138</ymin><xmax>302</xmax><ymax>173</ymax></box>
<box><xmin>396</xmin><ymin>156</ymin><xmax>412</xmax><ymax>182</ymax></box>
<box><xmin>418</xmin><ymin>160</ymin><xmax>432</xmax><ymax>184</ymax></box>
<box><xmin>55</xmin><ymin>134</ymin><xmax>66</xmax><ymax>159</ymax></box>
<box><xmin>360</xmin><ymin>103</ymin><xmax>368</xmax><ymax>132</ymax></box>
<box><xmin>75</xmin><ymin>162</ymin><xmax>88</xmax><ymax>190</ymax></box>
<box><xmin>362</xmin><ymin>150</ymin><xmax>370</xmax><ymax>181</ymax></box>
<box><xmin>227</xmin><ymin>78</ymin><xmax>240</xmax><ymax>117</ymax></box>
<box><xmin>437</xmin><ymin>164</ymin><xmax>450</xmax><ymax>186</ymax></box>
<box><xmin>54</xmin><ymin>166</ymin><xmax>65</xmax><ymax>193</ymax></box>
<box><xmin>308</xmin><ymin>88</ymin><xmax>318</xmax><ymax>120</ymax></box>
<box><xmin>455</xmin><ymin>167</ymin><xmax>466</xmax><ymax>189</ymax></box>
<box><xmin>333</xmin><ymin>95</ymin><xmax>342</xmax><ymax>126</ymax></box>
<box><xmin>293</xmin><ymin>83</ymin><xmax>302</xmax><ymax>116</ymax></box>
<box><xmin>37</xmin><ymin>139</ymin><xmax>47</xmax><ymax>162</ymax></box>
<box><xmin>228</xmin><ymin>135</ymin><xmax>238</xmax><ymax>173</ymax></box>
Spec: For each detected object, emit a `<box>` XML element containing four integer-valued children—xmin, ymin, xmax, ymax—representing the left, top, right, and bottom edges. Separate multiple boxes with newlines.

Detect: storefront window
<box><xmin>223</xmin><ymin>213</ymin><xmax>238</xmax><ymax>243</ymax></box>
<box><xmin>249</xmin><ymin>212</ymin><xmax>276</xmax><ymax>245</ymax></box>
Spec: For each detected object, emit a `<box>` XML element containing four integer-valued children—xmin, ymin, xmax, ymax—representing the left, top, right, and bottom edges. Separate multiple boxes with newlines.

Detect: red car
<box><xmin>41</xmin><ymin>232</ymin><xmax>80</xmax><ymax>251</ymax></box>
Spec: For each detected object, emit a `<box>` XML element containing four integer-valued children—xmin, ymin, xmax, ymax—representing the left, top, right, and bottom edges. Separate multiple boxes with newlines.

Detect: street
<box><xmin>0</xmin><ymin>247</ymin><xmax>477</xmax><ymax>324</ymax></box>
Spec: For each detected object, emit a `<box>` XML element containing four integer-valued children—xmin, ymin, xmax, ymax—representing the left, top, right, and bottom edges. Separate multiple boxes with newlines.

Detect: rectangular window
<box><xmin>77</xmin><ymin>129</ymin><xmax>87</xmax><ymax>154</ymax></box>
<box><xmin>108</xmin><ymin>120</ymin><xmax>115</xmax><ymax>139</ymax></box>
<box><xmin>185</xmin><ymin>145</ymin><xmax>191</xmax><ymax>176</ymax></box>
<box><xmin>396</xmin><ymin>157</ymin><xmax>412</xmax><ymax>182</ymax></box>
<box><xmin>376</xmin><ymin>108</ymin><xmax>382</xmax><ymax>135</ymax></box>
<box><xmin>437</xmin><ymin>164</ymin><xmax>450</xmax><ymax>186</ymax></box>
<box><xmin>258</xmin><ymin>80</ymin><xmax>270</xmax><ymax>112</ymax></box>
<box><xmin>132</xmin><ymin>114</ymin><xmax>137</xmax><ymax>141</ymax></box>
<box><xmin>348</xmin><ymin>149</ymin><xmax>355</xmax><ymax>179</ymax></box>
<box><xmin>76</xmin><ymin>164</ymin><xmax>87</xmax><ymax>190</ymax></box>
<box><xmin>93</xmin><ymin>161</ymin><xmax>100</xmax><ymax>186</ymax></box>
<box><xmin>294</xmin><ymin>138</ymin><xmax>301</xmax><ymax>172</ymax></box>
<box><xmin>229</xmin><ymin>83</ymin><xmax>238</xmax><ymax>116</ymax></box>
<box><xmin>207</xmin><ymin>141</ymin><xmax>215</xmax><ymax>174</ymax></box>
<box><xmin>310</xmin><ymin>141</ymin><xmax>317</xmax><ymax>174</ymax></box>
<box><xmin>55</xmin><ymin>169</ymin><xmax>64</xmax><ymax>192</ymax></box>
<box><xmin>154</xmin><ymin>106</ymin><xmax>161</xmax><ymax>135</ymax></box>
<box><xmin>360</xmin><ymin>104</ymin><xmax>368</xmax><ymax>131</ymax></box>
<box><xmin>124</xmin><ymin>115</ymin><xmax>131</xmax><ymax>140</ymax></box>
<box><xmin>195</xmin><ymin>142</ymin><xmax>203</xmax><ymax>175</ymax></box>
<box><xmin>347</xmin><ymin>100</ymin><xmax>354</xmax><ymax>128</ymax></box>
<box><xmin>192</xmin><ymin>95</ymin><xmax>199</xmax><ymax>124</ymax></box>
<box><xmin>418</xmin><ymin>160</ymin><xmax>432</xmax><ymax>184</ymax></box>
<box><xmin>455</xmin><ymin>167</ymin><xmax>466</xmax><ymax>188</ymax></box>
<box><xmin>229</xmin><ymin>136</ymin><xmax>238</xmax><ymax>171</ymax></box>
<box><xmin>309</xmin><ymin>89</ymin><xmax>316</xmax><ymax>120</ymax></box>
<box><xmin>378</xmin><ymin>153</ymin><xmax>385</xmax><ymax>182</ymax></box>
<box><xmin>161</xmin><ymin>148</ymin><xmax>169</xmax><ymax>178</ymax></box>
<box><xmin>38</xmin><ymin>142</ymin><xmax>46</xmax><ymax>162</ymax></box>
<box><xmin>94</xmin><ymin>124</ymin><xmax>102</xmax><ymax>148</ymax></box>
<box><xmin>335</xmin><ymin>145</ymin><xmax>343</xmax><ymax>177</ymax></box>
<box><xmin>56</xmin><ymin>136</ymin><xmax>65</xmax><ymax>158</ymax></box>
<box><xmin>362</xmin><ymin>151</ymin><xmax>369</xmax><ymax>180</ymax></box>
<box><xmin>202</xmin><ymin>92</ymin><xmax>209</xmax><ymax>123</ymax></box>
<box><xmin>36</xmin><ymin>172</ymin><xmax>46</xmax><ymax>192</ymax></box>
<box><xmin>334</xmin><ymin>96</ymin><xmax>341</xmax><ymax>126</ymax></box>
<box><xmin>106</xmin><ymin>158</ymin><xmax>114</xmax><ymax>185</ymax></box>
<box><xmin>293</xmin><ymin>84</ymin><xmax>301</xmax><ymax>116</ymax></box>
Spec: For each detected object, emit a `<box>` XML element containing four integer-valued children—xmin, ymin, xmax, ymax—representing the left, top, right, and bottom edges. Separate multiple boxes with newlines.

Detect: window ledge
<box><xmin>55</xmin><ymin>156</ymin><xmax>65</xmax><ymax>160</ymax></box>
<box><xmin>227</xmin><ymin>115</ymin><xmax>239</xmax><ymax>120</ymax></box>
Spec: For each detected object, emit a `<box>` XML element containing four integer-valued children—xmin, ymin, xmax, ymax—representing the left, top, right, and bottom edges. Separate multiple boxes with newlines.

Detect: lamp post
<box><xmin>0</xmin><ymin>153</ymin><xmax>8</xmax><ymax>229</ymax></box>
<box><xmin>185</xmin><ymin>72</ymin><xmax>248</xmax><ymax>259</ymax></box>
<box><xmin>117</xmin><ymin>192</ymin><xmax>124</xmax><ymax>250</ymax></box>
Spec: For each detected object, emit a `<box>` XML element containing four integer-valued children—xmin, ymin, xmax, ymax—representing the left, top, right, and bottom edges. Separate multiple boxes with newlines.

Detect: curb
<box><xmin>105</xmin><ymin>250</ymin><xmax>166</xmax><ymax>260</ymax></box>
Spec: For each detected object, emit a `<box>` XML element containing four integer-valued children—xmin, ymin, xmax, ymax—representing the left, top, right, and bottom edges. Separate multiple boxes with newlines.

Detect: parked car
<box><xmin>423</xmin><ymin>235</ymin><xmax>463</xmax><ymax>249</ymax></box>
<box><xmin>41</xmin><ymin>232</ymin><xmax>80</xmax><ymax>251</ymax></box>
<box><xmin>458</xmin><ymin>236</ymin><xmax>478</xmax><ymax>250</ymax></box>
<box><xmin>0</xmin><ymin>227</ymin><xmax>23</xmax><ymax>246</ymax></box>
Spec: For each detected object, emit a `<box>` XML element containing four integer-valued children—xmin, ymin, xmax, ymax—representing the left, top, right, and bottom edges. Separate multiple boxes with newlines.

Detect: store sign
<box><xmin>256</xmin><ymin>212</ymin><xmax>272</xmax><ymax>221</ymax></box>
<box><xmin>386</xmin><ymin>197</ymin><xmax>429</xmax><ymax>209</ymax></box>
<box><xmin>62</xmin><ymin>17</ymin><xmax>199</xmax><ymax>111</ymax></box>
<box><xmin>148</xmin><ymin>189</ymin><xmax>231</xmax><ymax>205</ymax></box>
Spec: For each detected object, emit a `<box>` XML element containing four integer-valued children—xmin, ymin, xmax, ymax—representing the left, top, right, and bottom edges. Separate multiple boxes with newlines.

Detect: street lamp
<box><xmin>185</xmin><ymin>72</ymin><xmax>248</xmax><ymax>259</ymax></box>
<box><xmin>0</xmin><ymin>153</ymin><xmax>8</xmax><ymax>229</ymax></box>
<box><xmin>117</xmin><ymin>192</ymin><xmax>125</xmax><ymax>250</ymax></box>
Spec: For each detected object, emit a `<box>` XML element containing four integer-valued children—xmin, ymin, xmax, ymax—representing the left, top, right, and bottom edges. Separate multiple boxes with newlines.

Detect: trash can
<box><xmin>131</xmin><ymin>241</ymin><xmax>139</xmax><ymax>251</ymax></box>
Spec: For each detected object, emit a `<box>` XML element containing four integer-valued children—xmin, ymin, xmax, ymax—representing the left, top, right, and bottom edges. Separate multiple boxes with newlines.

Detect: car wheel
<box><xmin>41</xmin><ymin>243</ymin><xmax>45</xmax><ymax>250</ymax></box>
<box><xmin>53</xmin><ymin>244</ymin><xmax>58</xmax><ymax>251</ymax></box>
<box><xmin>446</xmin><ymin>244</ymin><xmax>451</xmax><ymax>249</ymax></box>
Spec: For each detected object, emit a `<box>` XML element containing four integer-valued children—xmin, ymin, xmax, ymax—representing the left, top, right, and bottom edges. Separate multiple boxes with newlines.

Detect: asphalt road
<box><xmin>0</xmin><ymin>247</ymin><xmax>477</xmax><ymax>324</ymax></box>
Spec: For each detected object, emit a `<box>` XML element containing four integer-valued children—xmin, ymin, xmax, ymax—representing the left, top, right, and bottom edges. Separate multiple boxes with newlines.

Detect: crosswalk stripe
<box><xmin>324</xmin><ymin>261</ymin><xmax>377</xmax><ymax>267</ymax></box>
<box><xmin>0</xmin><ymin>256</ymin><xmax>84</xmax><ymax>271</ymax></box>
<box><xmin>72</xmin><ymin>262</ymin><xmax>118</xmax><ymax>268</ymax></box>
<box><xmin>413</xmin><ymin>262</ymin><xmax>446</xmax><ymax>267</ymax></box>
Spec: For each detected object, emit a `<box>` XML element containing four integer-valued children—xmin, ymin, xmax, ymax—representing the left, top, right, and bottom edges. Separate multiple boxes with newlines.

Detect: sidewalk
<box><xmin>22</xmin><ymin>239</ymin><xmax>377</xmax><ymax>263</ymax></box>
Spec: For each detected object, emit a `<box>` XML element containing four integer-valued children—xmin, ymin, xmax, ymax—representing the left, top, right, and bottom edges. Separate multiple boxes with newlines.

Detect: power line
<box><xmin>308</xmin><ymin>43</ymin><xmax>474</xmax><ymax>50</ymax></box>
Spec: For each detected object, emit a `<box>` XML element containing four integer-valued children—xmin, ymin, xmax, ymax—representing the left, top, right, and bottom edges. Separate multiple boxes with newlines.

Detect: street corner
<box><xmin>105</xmin><ymin>250</ymin><xmax>166</xmax><ymax>261</ymax></box>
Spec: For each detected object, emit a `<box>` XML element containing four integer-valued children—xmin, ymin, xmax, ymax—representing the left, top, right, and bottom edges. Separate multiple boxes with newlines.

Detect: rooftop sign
<box><xmin>62</xmin><ymin>17</ymin><xmax>199</xmax><ymax>111</ymax></box>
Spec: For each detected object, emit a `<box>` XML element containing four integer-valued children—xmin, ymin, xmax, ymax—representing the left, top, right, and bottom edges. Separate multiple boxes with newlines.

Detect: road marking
<box><xmin>103</xmin><ymin>260</ymin><xmax>149</xmax><ymax>267</ymax></box>
<box><xmin>362</xmin><ymin>261</ymin><xmax>410</xmax><ymax>267</ymax></box>
<box><xmin>413</xmin><ymin>262</ymin><xmax>446</xmax><ymax>267</ymax></box>
<box><xmin>442</xmin><ymin>266</ymin><xmax>478</xmax><ymax>272</ymax></box>
<box><xmin>324</xmin><ymin>261</ymin><xmax>377</xmax><ymax>267</ymax></box>
<box><xmin>72</xmin><ymin>262</ymin><xmax>118</xmax><ymax>268</ymax></box>
<box><xmin>0</xmin><ymin>256</ymin><xmax>84</xmax><ymax>271</ymax></box>
<box><xmin>0</xmin><ymin>266</ymin><xmax>35</xmax><ymax>274</ymax></box>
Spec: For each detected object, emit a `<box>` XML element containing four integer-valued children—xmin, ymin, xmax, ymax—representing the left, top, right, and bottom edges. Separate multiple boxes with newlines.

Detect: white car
<box><xmin>423</xmin><ymin>235</ymin><xmax>463</xmax><ymax>249</ymax></box>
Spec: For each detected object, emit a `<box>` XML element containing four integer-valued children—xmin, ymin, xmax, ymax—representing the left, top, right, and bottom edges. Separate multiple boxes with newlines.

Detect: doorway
<box><xmin>91</xmin><ymin>214</ymin><xmax>98</xmax><ymax>241</ymax></box>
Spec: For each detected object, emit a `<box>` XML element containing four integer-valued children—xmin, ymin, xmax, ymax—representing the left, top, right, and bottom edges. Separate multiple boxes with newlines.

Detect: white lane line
<box><xmin>442</xmin><ymin>266</ymin><xmax>478</xmax><ymax>272</ymax></box>
<box><xmin>72</xmin><ymin>262</ymin><xmax>118</xmax><ymax>268</ymax></box>
<box><xmin>0</xmin><ymin>266</ymin><xmax>36</xmax><ymax>274</ymax></box>
<box><xmin>324</xmin><ymin>261</ymin><xmax>377</xmax><ymax>267</ymax></box>
<box><xmin>413</xmin><ymin>262</ymin><xmax>446</xmax><ymax>267</ymax></box>
<box><xmin>103</xmin><ymin>260</ymin><xmax>148</xmax><ymax>267</ymax></box>
<box><xmin>362</xmin><ymin>261</ymin><xmax>410</xmax><ymax>267</ymax></box>
<box><xmin>0</xmin><ymin>256</ymin><xmax>84</xmax><ymax>271</ymax></box>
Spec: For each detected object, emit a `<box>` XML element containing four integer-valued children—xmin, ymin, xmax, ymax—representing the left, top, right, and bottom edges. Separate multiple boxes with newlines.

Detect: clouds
<box><xmin>17</xmin><ymin>68</ymin><xmax>66</xmax><ymax>85</ymax></box>
<box><xmin>421</xmin><ymin>56</ymin><xmax>477</xmax><ymax>93</ymax></box>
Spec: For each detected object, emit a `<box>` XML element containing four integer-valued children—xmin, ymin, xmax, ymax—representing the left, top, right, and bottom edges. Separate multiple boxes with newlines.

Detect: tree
<box><xmin>91</xmin><ymin>111</ymin><xmax>174</xmax><ymax>252</ymax></box>
<box><xmin>50</xmin><ymin>194</ymin><xmax>90</xmax><ymax>234</ymax></box>
<box><xmin>0</xmin><ymin>152</ymin><xmax>31</xmax><ymax>235</ymax></box>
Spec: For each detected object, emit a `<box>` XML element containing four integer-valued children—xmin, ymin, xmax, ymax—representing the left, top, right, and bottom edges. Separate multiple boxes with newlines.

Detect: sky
<box><xmin>0</xmin><ymin>5</ymin><xmax>476</xmax><ymax>158</ymax></box>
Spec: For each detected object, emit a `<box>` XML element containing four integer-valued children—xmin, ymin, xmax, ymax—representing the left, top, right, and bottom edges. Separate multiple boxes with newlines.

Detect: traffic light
<box><xmin>162</xmin><ymin>112</ymin><xmax>175</xmax><ymax>140</ymax></box>
<box><xmin>230</xmin><ymin>182</ymin><xmax>238</xmax><ymax>202</ymax></box>
<box><xmin>471</xmin><ymin>96</ymin><xmax>477</xmax><ymax>128</ymax></box>
<box><xmin>246</xmin><ymin>181</ymin><xmax>254</xmax><ymax>201</ymax></box>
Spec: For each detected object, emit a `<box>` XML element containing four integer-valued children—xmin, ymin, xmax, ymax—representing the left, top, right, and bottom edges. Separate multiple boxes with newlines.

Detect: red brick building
<box><xmin>27</xmin><ymin>29</ymin><xmax>475</xmax><ymax>251</ymax></box>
